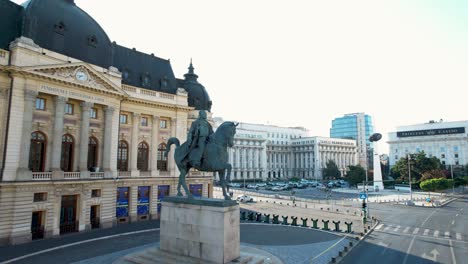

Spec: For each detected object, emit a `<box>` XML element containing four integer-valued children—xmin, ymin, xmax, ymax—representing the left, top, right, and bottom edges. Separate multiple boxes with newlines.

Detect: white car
<box><xmin>236</xmin><ymin>195</ymin><xmax>254</xmax><ymax>203</ymax></box>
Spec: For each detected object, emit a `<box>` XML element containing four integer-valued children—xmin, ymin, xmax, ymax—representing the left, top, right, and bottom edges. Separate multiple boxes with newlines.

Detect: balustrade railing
<box><xmin>64</xmin><ymin>172</ymin><xmax>81</xmax><ymax>179</ymax></box>
<box><xmin>32</xmin><ymin>172</ymin><xmax>52</xmax><ymax>180</ymax></box>
<box><xmin>90</xmin><ymin>172</ymin><xmax>104</xmax><ymax>179</ymax></box>
<box><xmin>118</xmin><ymin>171</ymin><xmax>131</xmax><ymax>177</ymax></box>
<box><xmin>122</xmin><ymin>84</ymin><xmax>175</xmax><ymax>100</ymax></box>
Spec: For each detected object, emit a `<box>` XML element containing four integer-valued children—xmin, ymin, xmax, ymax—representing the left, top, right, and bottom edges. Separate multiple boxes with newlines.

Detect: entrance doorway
<box><xmin>60</xmin><ymin>195</ymin><xmax>78</xmax><ymax>234</ymax></box>
<box><xmin>90</xmin><ymin>205</ymin><xmax>100</xmax><ymax>229</ymax></box>
<box><xmin>31</xmin><ymin>211</ymin><xmax>44</xmax><ymax>240</ymax></box>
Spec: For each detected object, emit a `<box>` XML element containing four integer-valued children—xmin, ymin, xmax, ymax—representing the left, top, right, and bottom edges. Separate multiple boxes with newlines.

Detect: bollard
<box><xmin>287</xmin><ymin>203</ymin><xmax>289</xmax><ymax>206</ymax></box>
<box><xmin>263</xmin><ymin>214</ymin><xmax>270</xmax><ymax>224</ymax></box>
<box><xmin>248</xmin><ymin>212</ymin><xmax>255</xmax><ymax>221</ymax></box>
<box><xmin>349</xmin><ymin>241</ymin><xmax>353</xmax><ymax>247</ymax></box>
<box><xmin>301</xmin><ymin>217</ymin><xmax>308</xmax><ymax>227</ymax></box>
<box><xmin>331</xmin><ymin>257</ymin><xmax>336</xmax><ymax>263</ymax></box>
<box><xmin>256</xmin><ymin>213</ymin><xmax>262</xmax><ymax>222</ymax></box>
<box><xmin>305</xmin><ymin>204</ymin><xmax>307</xmax><ymax>209</ymax></box>
<box><xmin>344</xmin><ymin>222</ymin><xmax>353</xmax><ymax>233</ymax></box>
<box><xmin>240</xmin><ymin>211</ymin><xmax>247</xmax><ymax>220</ymax></box>
<box><xmin>282</xmin><ymin>216</ymin><xmax>289</xmax><ymax>225</ymax></box>
<box><xmin>311</xmin><ymin>218</ymin><xmax>319</xmax><ymax>229</ymax></box>
<box><xmin>344</xmin><ymin>246</ymin><xmax>348</xmax><ymax>252</ymax></box>
<box><xmin>322</xmin><ymin>219</ymin><xmax>330</xmax><ymax>231</ymax></box>
<box><xmin>333</xmin><ymin>220</ymin><xmax>341</xmax><ymax>232</ymax></box>
<box><xmin>291</xmin><ymin>216</ymin><xmax>298</xmax><ymax>226</ymax></box>
<box><xmin>272</xmin><ymin>215</ymin><xmax>279</xmax><ymax>224</ymax></box>
<box><xmin>339</xmin><ymin>251</ymin><xmax>343</xmax><ymax>257</ymax></box>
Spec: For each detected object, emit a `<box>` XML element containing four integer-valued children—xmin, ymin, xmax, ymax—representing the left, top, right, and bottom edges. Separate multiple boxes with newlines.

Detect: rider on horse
<box><xmin>186</xmin><ymin>110</ymin><xmax>213</xmax><ymax>168</ymax></box>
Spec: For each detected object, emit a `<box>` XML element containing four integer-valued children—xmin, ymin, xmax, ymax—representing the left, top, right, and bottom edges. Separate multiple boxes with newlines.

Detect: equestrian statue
<box><xmin>165</xmin><ymin>110</ymin><xmax>238</xmax><ymax>200</ymax></box>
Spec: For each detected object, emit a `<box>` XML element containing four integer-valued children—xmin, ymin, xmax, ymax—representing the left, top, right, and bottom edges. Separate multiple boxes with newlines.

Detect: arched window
<box><xmin>29</xmin><ymin>131</ymin><xmax>47</xmax><ymax>172</ymax></box>
<box><xmin>137</xmin><ymin>142</ymin><xmax>149</xmax><ymax>172</ymax></box>
<box><xmin>157</xmin><ymin>143</ymin><xmax>167</xmax><ymax>171</ymax></box>
<box><xmin>88</xmin><ymin>137</ymin><xmax>98</xmax><ymax>170</ymax></box>
<box><xmin>60</xmin><ymin>134</ymin><xmax>74</xmax><ymax>172</ymax></box>
<box><xmin>117</xmin><ymin>141</ymin><xmax>129</xmax><ymax>171</ymax></box>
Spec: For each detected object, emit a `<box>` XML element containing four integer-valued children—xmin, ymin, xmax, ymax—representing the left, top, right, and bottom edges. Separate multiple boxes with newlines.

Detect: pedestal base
<box><xmin>160</xmin><ymin>196</ymin><xmax>240</xmax><ymax>264</ymax></box>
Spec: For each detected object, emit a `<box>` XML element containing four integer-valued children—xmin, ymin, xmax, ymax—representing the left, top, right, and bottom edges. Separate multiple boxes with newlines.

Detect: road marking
<box><xmin>451</xmin><ymin>220</ymin><xmax>455</xmax><ymax>225</ymax></box>
<box><xmin>456</xmin><ymin>214</ymin><xmax>459</xmax><ymax>217</ymax></box>
<box><xmin>456</xmin><ymin>233</ymin><xmax>462</xmax><ymax>240</ymax></box>
<box><xmin>0</xmin><ymin>228</ymin><xmax>161</xmax><ymax>264</ymax></box>
<box><xmin>413</xmin><ymin>228</ymin><xmax>419</xmax><ymax>234</ymax></box>
<box><xmin>449</xmin><ymin>240</ymin><xmax>457</xmax><ymax>264</ymax></box>
<box><xmin>393</xmin><ymin>225</ymin><xmax>401</xmax><ymax>232</ymax></box>
<box><xmin>445</xmin><ymin>231</ymin><xmax>450</xmax><ymax>239</ymax></box>
<box><xmin>403</xmin><ymin>227</ymin><xmax>410</xmax><ymax>233</ymax></box>
<box><xmin>433</xmin><ymin>230</ymin><xmax>439</xmax><ymax>238</ymax></box>
<box><xmin>375</xmin><ymin>224</ymin><xmax>384</xmax><ymax>230</ymax></box>
<box><xmin>383</xmin><ymin>225</ymin><xmax>391</xmax><ymax>231</ymax></box>
<box><xmin>403</xmin><ymin>236</ymin><xmax>416</xmax><ymax>264</ymax></box>
<box><xmin>310</xmin><ymin>236</ymin><xmax>347</xmax><ymax>262</ymax></box>
<box><xmin>423</xmin><ymin>229</ymin><xmax>430</xmax><ymax>236</ymax></box>
<box><xmin>422</xmin><ymin>249</ymin><xmax>440</xmax><ymax>262</ymax></box>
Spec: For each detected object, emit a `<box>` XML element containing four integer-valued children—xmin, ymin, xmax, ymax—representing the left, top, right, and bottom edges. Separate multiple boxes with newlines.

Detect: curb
<box><xmin>329</xmin><ymin>220</ymin><xmax>379</xmax><ymax>264</ymax></box>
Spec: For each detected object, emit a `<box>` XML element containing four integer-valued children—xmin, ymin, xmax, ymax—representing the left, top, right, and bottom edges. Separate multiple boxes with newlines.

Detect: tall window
<box><xmin>35</xmin><ymin>98</ymin><xmax>45</xmax><ymax>110</ymax></box>
<box><xmin>89</xmin><ymin>108</ymin><xmax>97</xmax><ymax>119</ymax></box>
<box><xmin>137</xmin><ymin>142</ymin><xmax>149</xmax><ymax>171</ymax></box>
<box><xmin>159</xmin><ymin>119</ymin><xmax>167</xmax><ymax>129</ymax></box>
<box><xmin>29</xmin><ymin>132</ymin><xmax>46</xmax><ymax>172</ymax></box>
<box><xmin>120</xmin><ymin>114</ymin><xmax>128</xmax><ymax>124</ymax></box>
<box><xmin>88</xmin><ymin>137</ymin><xmax>98</xmax><ymax>170</ymax></box>
<box><xmin>64</xmin><ymin>103</ymin><xmax>74</xmax><ymax>115</ymax></box>
<box><xmin>117</xmin><ymin>141</ymin><xmax>129</xmax><ymax>171</ymax></box>
<box><xmin>141</xmin><ymin>117</ymin><xmax>148</xmax><ymax>127</ymax></box>
<box><xmin>157</xmin><ymin>143</ymin><xmax>168</xmax><ymax>171</ymax></box>
<box><xmin>60</xmin><ymin>134</ymin><xmax>74</xmax><ymax>172</ymax></box>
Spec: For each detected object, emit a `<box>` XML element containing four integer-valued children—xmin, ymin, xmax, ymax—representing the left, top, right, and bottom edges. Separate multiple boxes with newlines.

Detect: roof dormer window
<box><xmin>88</xmin><ymin>35</ymin><xmax>98</xmax><ymax>47</ymax></box>
<box><xmin>54</xmin><ymin>21</ymin><xmax>66</xmax><ymax>35</ymax></box>
<box><xmin>141</xmin><ymin>73</ymin><xmax>151</xmax><ymax>88</ymax></box>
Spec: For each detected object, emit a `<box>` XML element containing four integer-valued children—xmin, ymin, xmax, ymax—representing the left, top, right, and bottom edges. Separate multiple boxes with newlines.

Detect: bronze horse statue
<box><xmin>165</xmin><ymin>121</ymin><xmax>238</xmax><ymax>200</ymax></box>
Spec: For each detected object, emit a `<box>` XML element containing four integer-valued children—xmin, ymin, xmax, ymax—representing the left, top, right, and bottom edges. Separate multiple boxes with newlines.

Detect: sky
<box><xmin>12</xmin><ymin>0</ymin><xmax>468</xmax><ymax>153</ymax></box>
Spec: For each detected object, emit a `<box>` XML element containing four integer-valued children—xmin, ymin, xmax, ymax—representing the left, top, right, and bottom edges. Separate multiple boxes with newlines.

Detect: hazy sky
<box><xmin>12</xmin><ymin>0</ymin><xmax>468</xmax><ymax>153</ymax></box>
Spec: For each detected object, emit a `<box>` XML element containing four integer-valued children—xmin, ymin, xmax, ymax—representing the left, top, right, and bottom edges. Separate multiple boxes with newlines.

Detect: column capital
<box><xmin>152</xmin><ymin>115</ymin><xmax>160</xmax><ymax>122</ymax></box>
<box><xmin>24</xmin><ymin>89</ymin><xmax>38</xmax><ymax>101</ymax></box>
<box><xmin>104</xmin><ymin>106</ymin><xmax>115</xmax><ymax>114</ymax></box>
<box><xmin>80</xmin><ymin>101</ymin><xmax>94</xmax><ymax>111</ymax></box>
<box><xmin>132</xmin><ymin>112</ymin><xmax>140</xmax><ymax>118</ymax></box>
<box><xmin>55</xmin><ymin>96</ymin><xmax>68</xmax><ymax>104</ymax></box>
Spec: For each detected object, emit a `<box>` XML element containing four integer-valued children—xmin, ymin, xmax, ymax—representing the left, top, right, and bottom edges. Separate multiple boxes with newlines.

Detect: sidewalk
<box><xmin>0</xmin><ymin>220</ymin><xmax>160</xmax><ymax>262</ymax></box>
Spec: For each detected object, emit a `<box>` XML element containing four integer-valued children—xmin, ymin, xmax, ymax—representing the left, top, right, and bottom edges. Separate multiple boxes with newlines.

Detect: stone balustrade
<box><xmin>32</xmin><ymin>172</ymin><xmax>52</xmax><ymax>180</ymax></box>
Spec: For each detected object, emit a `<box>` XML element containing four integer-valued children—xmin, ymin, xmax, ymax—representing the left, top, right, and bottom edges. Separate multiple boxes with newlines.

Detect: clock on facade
<box><xmin>75</xmin><ymin>70</ymin><xmax>88</xmax><ymax>82</ymax></box>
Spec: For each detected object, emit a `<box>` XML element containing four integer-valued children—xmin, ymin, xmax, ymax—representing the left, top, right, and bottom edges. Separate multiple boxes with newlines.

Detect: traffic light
<box><xmin>362</xmin><ymin>202</ymin><xmax>367</xmax><ymax>209</ymax></box>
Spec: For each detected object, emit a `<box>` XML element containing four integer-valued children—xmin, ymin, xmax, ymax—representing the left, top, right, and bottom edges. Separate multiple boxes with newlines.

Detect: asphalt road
<box><xmin>341</xmin><ymin>196</ymin><xmax>468</xmax><ymax>264</ymax></box>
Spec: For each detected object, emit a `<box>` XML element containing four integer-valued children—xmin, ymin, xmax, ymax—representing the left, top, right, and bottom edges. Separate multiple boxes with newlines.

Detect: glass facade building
<box><xmin>330</xmin><ymin>113</ymin><xmax>374</xmax><ymax>168</ymax></box>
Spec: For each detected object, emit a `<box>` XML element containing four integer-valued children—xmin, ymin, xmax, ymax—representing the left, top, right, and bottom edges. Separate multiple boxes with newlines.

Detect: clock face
<box><xmin>75</xmin><ymin>70</ymin><xmax>88</xmax><ymax>82</ymax></box>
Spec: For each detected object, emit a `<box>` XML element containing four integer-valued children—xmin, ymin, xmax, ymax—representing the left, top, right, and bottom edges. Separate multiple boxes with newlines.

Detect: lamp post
<box><xmin>407</xmin><ymin>154</ymin><xmax>413</xmax><ymax>202</ymax></box>
<box><xmin>450</xmin><ymin>163</ymin><xmax>454</xmax><ymax>196</ymax></box>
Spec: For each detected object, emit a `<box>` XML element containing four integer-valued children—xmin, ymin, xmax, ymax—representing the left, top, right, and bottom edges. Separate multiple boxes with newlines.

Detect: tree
<box><xmin>347</xmin><ymin>165</ymin><xmax>366</xmax><ymax>187</ymax></box>
<box><xmin>323</xmin><ymin>160</ymin><xmax>341</xmax><ymax>179</ymax></box>
<box><xmin>420</xmin><ymin>169</ymin><xmax>447</xmax><ymax>181</ymax></box>
<box><xmin>391</xmin><ymin>152</ymin><xmax>442</xmax><ymax>182</ymax></box>
<box><xmin>420</xmin><ymin>178</ymin><xmax>453</xmax><ymax>192</ymax></box>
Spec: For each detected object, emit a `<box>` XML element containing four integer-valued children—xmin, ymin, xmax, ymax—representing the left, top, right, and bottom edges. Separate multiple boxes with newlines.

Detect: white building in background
<box><xmin>214</xmin><ymin>119</ymin><xmax>358</xmax><ymax>180</ymax></box>
<box><xmin>388</xmin><ymin>120</ymin><xmax>468</xmax><ymax>167</ymax></box>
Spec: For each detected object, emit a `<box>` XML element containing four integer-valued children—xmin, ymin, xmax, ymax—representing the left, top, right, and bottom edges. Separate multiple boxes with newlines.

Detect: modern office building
<box><xmin>387</xmin><ymin>120</ymin><xmax>468</xmax><ymax>167</ymax></box>
<box><xmin>0</xmin><ymin>0</ymin><xmax>213</xmax><ymax>245</ymax></box>
<box><xmin>330</xmin><ymin>113</ymin><xmax>374</xmax><ymax>168</ymax></box>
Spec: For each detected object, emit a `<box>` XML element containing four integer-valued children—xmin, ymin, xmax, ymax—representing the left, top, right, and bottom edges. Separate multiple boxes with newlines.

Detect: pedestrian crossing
<box><xmin>374</xmin><ymin>223</ymin><xmax>464</xmax><ymax>241</ymax></box>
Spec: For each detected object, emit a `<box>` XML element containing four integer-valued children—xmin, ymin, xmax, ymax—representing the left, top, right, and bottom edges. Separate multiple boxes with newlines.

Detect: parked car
<box><xmin>236</xmin><ymin>195</ymin><xmax>254</xmax><ymax>203</ymax></box>
<box><xmin>246</xmin><ymin>184</ymin><xmax>259</xmax><ymax>190</ymax></box>
<box><xmin>229</xmin><ymin>183</ymin><xmax>241</xmax><ymax>188</ymax></box>
<box><xmin>272</xmin><ymin>186</ymin><xmax>283</xmax><ymax>191</ymax></box>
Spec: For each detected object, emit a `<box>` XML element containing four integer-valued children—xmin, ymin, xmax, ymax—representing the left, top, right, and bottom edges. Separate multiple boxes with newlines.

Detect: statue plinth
<box><xmin>160</xmin><ymin>196</ymin><xmax>240</xmax><ymax>263</ymax></box>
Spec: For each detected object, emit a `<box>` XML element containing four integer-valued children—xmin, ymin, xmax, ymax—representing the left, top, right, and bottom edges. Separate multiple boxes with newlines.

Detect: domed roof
<box><xmin>22</xmin><ymin>0</ymin><xmax>112</xmax><ymax>68</ymax></box>
<box><xmin>182</xmin><ymin>61</ymin><xmax>212</xmax><ymax>112</ymax></box>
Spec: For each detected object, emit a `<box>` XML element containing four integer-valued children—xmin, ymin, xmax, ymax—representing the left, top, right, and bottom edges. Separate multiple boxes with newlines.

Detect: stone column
<box><xmin>103</xmin><ymin>106</ymin><xmax>115</xmax><ymax>178</ymax></box>
<box><xmin>169</xmin><ymin>118</ymin><xmax>177</xmax><ymax>176</ymax></box>
<box><xmin>150</xmin><ymin>185</ymin><xmax>159</xmax><ymax>219</ymax></box>
<box><xmin>49</xmin><ymin>96</ymin><xmax>67</xmax><ymax>179</ymax></box>
<box><xmin>130</xmin><ymin>186</ymin><xmax>138</xmax><ymax>222</ymax></box>
<box><xmin>79</xmin><ymin>102</ymin><xmax>93</xmax><ymax>178</ymax></box>
<box><xmin>151</xmin><ymin>116</ymin><xmax>160</xmax><ymax>177</ymax></box>
<box><xmin>130</xmin><ymin>113</ymin><xmax>140</xmax><ymax>176</ymax></box>
<box><xmin>16</xmin><ymin>90</ymin><xmax>39</xmax><ymax>180</ymax></box>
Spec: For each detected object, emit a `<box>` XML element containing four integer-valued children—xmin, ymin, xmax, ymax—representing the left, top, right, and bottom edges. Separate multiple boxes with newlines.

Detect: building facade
<box><xmin>387</xmin><ymin>120</ymin><xmax>468</xmax><ymax>167</ymax></box>
<box><xmin>0</xmin><ymin>0</ymin><xmax>213</xmax><ymax>245</ymax></box>
<box><xmin>214</xmin><ymin>120</ymin><xmax>358</xmax><ymax>180</ymax></box>
<box><xmin>330</xmin><ymin>113</ymin><xmax>374</xmax><ymax>168</ymax></box>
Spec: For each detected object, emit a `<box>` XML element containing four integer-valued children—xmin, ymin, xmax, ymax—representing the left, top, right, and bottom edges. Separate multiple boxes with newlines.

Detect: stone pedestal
<box><xmin>160</xmin><ymin>197</ymin><xmax>240</xmax><ymax>264</ymax></box>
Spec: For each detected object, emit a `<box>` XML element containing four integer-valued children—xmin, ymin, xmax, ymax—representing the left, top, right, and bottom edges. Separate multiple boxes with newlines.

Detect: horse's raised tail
<box><xmin>164</xmin><ymin>137</ymin><xmax>180</xmax><ymax>158</ymax></box>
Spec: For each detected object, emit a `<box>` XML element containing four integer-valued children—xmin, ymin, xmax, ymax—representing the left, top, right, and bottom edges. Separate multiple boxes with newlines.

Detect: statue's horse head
<box><xmin>213</xmin><ymin>121</ymin><xmax>238</xmax><ymax>147</ymax></box>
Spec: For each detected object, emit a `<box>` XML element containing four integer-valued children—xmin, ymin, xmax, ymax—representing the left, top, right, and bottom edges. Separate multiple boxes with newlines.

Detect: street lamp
<box><xmin>407</xmin><ymin>154</ymin><xmax>413</xmax><ymax>204</ymax></box>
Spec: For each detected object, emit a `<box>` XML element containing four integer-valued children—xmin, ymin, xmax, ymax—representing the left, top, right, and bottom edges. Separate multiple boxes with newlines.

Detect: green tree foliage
<box><xmin>420</xmin><ymin>178</ymin><xmax>453</xmax><ymax>192</ymax></box>
<box><xmin>420</xmin><ymin>169</ymin><xmax>447</xmax><ymax>181</ymax></box>
<box><xmin>323</xmin><ymin>160</ymin><xmax>341</xmax><ymax>179</ymax></box>
<box><xmin>391</xmin><ymin>152</ymin><xmax>442</xmax><ymax>182</ymax></box>
<box><xmin>347</xmin><ymin>165</ymin><xmax>366</xmax><ymax>187</ymax></box>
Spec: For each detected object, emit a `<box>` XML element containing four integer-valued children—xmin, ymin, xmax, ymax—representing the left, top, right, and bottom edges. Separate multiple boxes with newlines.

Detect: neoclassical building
<box><xmin>0</xmin><ymin>0</ymin><xmax>213</xmax><ymax>245</ymax></box>
<box><xmin>214</xmin><ymin>120</ymin><xmax>358</xmax><ymax>180</ymax></box>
